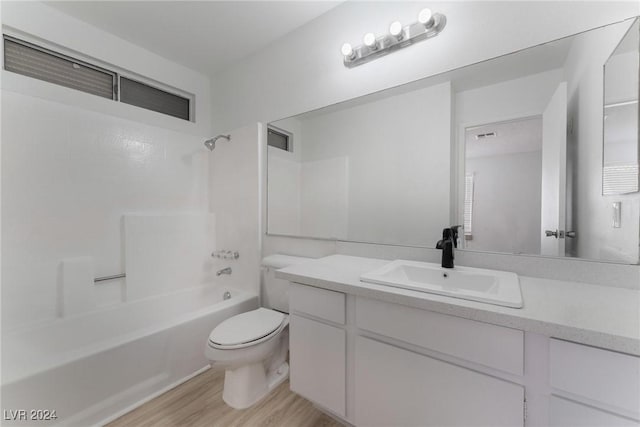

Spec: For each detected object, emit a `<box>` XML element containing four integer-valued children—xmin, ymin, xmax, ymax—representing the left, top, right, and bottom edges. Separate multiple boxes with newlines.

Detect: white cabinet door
<box><xmin>289</xmin><ymin>314</ymin><xmax>346</xmax><ymax>417</ymax></box>
<box><xmin>549</xmin><ymin>338</ymin><xmax>640</xmax><ymax>416</ymax></box>
<box><xmin>549</xmin><ymin>396</ymin><xmax>639</xmax><ymax>427</ymax></box>
<box><xmin>356</xmin><ymin>297</ymin><xmax>524</xmax><ymax>375</ymax></box>
<box><xmin>355</xmin><ymin>336</ymin><xmax>524</xmax><ymax>427</ymax></box>
<box><xmin>290</xmin><ymin>283</ymin><xmax>346</xmax><ymax>324</ymax></box>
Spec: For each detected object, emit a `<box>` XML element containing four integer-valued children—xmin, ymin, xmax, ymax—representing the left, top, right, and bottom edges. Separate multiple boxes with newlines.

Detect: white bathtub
<box><xmin>1</xmin><ymin>286</ymin><xmax>258</xmax><ymax>426</ymax></box>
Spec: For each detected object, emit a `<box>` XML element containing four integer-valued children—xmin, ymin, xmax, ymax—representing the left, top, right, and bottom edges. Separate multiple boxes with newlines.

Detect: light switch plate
<box><xmin>612</xmin><ymin>202</ymin><xmax>621</xmax><ymax>228</ymax></box>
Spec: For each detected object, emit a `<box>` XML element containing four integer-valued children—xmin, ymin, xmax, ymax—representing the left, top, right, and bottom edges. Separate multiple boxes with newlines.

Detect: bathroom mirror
<box><xmin>267</xmin><ymin>17</ymin><xmax>640</xmax><ymax>264</ymax></box>
<box><xmin>603</xmin><ymin>19</ymin><xmax>639</xmax><ymax>196</ymax></box>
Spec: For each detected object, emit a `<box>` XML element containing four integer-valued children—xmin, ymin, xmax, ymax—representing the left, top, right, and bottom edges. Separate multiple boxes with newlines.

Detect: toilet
<box><xmin>205</xmin><ymin>254</ymin><xmax>310</xmax><ymax>409</ymax></box>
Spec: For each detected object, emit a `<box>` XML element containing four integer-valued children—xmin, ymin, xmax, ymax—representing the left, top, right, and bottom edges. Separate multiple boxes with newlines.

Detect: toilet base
<box><xmin>267</xmin><ymin>361</ymin><xmax>289</xmax><ymax>391</ymax></box>
<box><xmin>222</xmin><ymin>361</ymin><xmax>289</xmax><ymax>409</ymax></box>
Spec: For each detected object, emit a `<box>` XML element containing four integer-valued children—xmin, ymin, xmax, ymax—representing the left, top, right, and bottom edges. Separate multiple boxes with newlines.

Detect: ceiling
<box><xmin>45</xmin><ymin>1</ymin><xmax>342</xmax><ymax>76</ymax></box>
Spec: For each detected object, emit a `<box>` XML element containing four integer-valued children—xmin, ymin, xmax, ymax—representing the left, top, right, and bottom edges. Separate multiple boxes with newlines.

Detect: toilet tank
<box><xmin>262</xmin><ymin>254</ymin><xmax>312</xmax><ymax>313</ymax></box>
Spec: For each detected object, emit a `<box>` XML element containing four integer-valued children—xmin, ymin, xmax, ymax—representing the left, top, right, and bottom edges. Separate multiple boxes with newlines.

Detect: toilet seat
<box><xmin>208</xmin><ymin>308</ymin><xmax>286</xmax><ymax>350</ymax></box>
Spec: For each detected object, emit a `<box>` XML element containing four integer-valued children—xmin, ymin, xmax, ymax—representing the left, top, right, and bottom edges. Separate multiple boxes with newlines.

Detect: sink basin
<box><xmin>360</xmin><ymin>260</ymin><xmax>523</xmax><ymax>308</ymax></box>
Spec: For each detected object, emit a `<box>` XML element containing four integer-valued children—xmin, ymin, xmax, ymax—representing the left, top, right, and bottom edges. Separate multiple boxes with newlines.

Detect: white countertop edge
<box><xmin>276</xmin><ymin>255</ymin><xmax>640</xmax><ymax>356</ymax></box>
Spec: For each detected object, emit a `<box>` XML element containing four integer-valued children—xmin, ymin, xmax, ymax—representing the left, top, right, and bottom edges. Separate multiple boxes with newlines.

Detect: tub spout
<box><xmin>217</xmin><ymin>267</ymin><xmax>232</xmax><ymax>276</ymax></box>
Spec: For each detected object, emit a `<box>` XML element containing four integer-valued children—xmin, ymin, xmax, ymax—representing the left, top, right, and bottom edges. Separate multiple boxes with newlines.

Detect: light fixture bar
<box><xmin>342</xmin><ymin>9</ymin><xmax>447</xmax><ymax>68</ymax></box>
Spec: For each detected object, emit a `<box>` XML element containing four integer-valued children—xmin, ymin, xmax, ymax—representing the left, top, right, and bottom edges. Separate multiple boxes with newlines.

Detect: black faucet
<box><xmin>436</xmin><ymin>226</ymin><xmax>461</xmax><ymax>268</ymax></box>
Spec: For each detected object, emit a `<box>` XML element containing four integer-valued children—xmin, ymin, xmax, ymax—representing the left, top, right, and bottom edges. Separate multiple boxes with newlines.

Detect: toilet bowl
<box><xmin>205</xmin><ymin>255</ymin><xmax>310</xmax><ymax>409</ymax></box>
<box><xmin>205</xmin><ymin>308</ymin><xmax>289</xmax><ymax>409</ymax></box>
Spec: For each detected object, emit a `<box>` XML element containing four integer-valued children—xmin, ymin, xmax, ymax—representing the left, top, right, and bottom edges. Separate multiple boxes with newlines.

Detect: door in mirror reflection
<box><xmin>463</xmin><ymin>117</ymin><xmax>544</xmax><ymax>256</ymax></box>
<box><xmin>463</xmin><ymin>83</ymin><xmax>571</xmax><ymax>258</ymax></box>
<box><xmin>540</xmin><ymin>83</ymin><xmax>568</xmax><ymax>257</ymax></box>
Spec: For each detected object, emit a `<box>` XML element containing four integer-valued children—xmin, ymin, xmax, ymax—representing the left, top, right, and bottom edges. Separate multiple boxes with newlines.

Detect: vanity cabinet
<box><xmin>287</xmin><ymin>281</ymin><xmax>640</xmax><ymax>427</ymax></box>
<box><xmin>289</xmin><ymin>283</ymin><xmax>346</xmax><ymax>417</ymax></box>
<box><xmin>356</xmin><ymin>296</ymin><xmax>524</xmax><ymax>375</ymax></box>
<box><xmin>288</xmin><ymin>283</ymin><xmax>525</xmax><ymax>426</ymax></box>
<box><xmin>289</xmin><ymin>314</ymin><xmax>346</xmax><ymax>417</ymax></box>
<box><xmin>355</xmin><ymin>336</ymin><xmax>524</xmax><ymax>426</ymax></box>
<box><xmin>549</xmin><ymin>396</ymin><xmax>638</xmax><ymax>427</ymax></box>
<box><xmin>549</xmin><ymin>338</ymin><xmax>640</xmax><ymax>426</ymax></box>
<box><xmin>354</xmin><ymin>297</ymin><xmax>525</xmax><ymax>427</ymax></box>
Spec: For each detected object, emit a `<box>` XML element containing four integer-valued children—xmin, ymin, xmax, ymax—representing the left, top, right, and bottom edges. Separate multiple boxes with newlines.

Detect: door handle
<box><xmin>545</xmin><ymin>230</ymin><xmax>575</xmax><ymax>239</ymax></box>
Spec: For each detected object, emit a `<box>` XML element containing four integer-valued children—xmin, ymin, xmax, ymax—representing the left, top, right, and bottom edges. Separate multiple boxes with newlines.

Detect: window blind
<box><xmin>464</xmin><ymin>173</ymin><xmax>474</xmax><ymax>237</ymax></box>
<box><xmin>267</xmin><ymin>128</ymin><xmax>291</xmax><ymax>151</ymax></box>
<box><xmin>603</xmin><ymin>163</ymin><xmax>639</xmax><ymax>195</ymax></box>
<box><xmin>120</xmin><ymin>77</ymin><xmax>190</xmax><ymax>121</ymax></box>
<box><xmin>4</xmin><ymin>37</ymin><xmax>116</xmax><ymax>100</ymax></box>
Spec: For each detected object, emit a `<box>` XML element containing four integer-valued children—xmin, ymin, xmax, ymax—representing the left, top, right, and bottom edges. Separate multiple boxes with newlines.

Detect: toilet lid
<box><xmin>209</xmin><ymin>308</ymin><xmax>285</xmax><ymax>347</ymax></box>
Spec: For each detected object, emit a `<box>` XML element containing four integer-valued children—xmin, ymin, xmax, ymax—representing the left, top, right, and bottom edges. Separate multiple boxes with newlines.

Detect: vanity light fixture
<box><xmin>341</xmin><ymin>43</ymin><xmax>355</xmax><ymax>60</ymax></box>
<box><xmin>363</xmin><ymin>32</ymin><xmax>378</xmax><ymax>50</ymax></box>
<box><xmin>341</xmin><ymin>7</ymin><xmax>446</xmax><ymax>68</ymax></box>
<box><xmin>389</xmin><ymin>21</ymin><xmax>404</xmax><ymax>41</ymax></box>
<box><xmin>418</xmin><ymin>8</ymin><xmax>435</xmax><ymax>28</ymax></box>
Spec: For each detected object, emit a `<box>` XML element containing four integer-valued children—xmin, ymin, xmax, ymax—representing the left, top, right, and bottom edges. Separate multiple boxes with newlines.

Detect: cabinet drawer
<box><xmin>355</xmin><ymin>336</ymin><xmax>524</xmax><ymax>427</ymax></box>
<box><xmin>550</xmin><ymin>338</ymin><xmax>640</xmax><ymax>416</ymax></box>
<box><xmin>290</xmin><ymin>283</ymin><xmax>345</xmax><ymax>324</ymax></box>
<box><xmin>549</xmin><ymin>396</ymin><xmax>638</xmax><ymax>426</ymax></box>
<box><xmin>290</xmin><ymin>314</ymin><xmax>346</xmax><ymax>417</ymax></box>
<box><xmin>356</xmin><ymin>297</ymin><xmax>524</xmax><ymax>375</ymax></box>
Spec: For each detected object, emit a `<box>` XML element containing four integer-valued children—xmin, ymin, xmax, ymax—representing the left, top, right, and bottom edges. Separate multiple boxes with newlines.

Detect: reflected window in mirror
<box><xmin>603</xmin><ymin>19</ymin><xmax>639</xmax><ymax>196</ymax></box>
<box><xmin>268</xmin><ymin>126</ymin><xmax>293</xmax><ymax>152</ymax></box>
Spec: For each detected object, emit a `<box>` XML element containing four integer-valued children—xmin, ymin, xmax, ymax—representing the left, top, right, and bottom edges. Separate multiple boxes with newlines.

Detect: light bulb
<box><xmin>363</xmin><ymin>32</ymin><xmax>377</xmax><ymax>50</ymax></box>
<box><xmin>341</xmin><ymin>43</ymin><xmax>354</xmax><ymax>58</ymax></box>
<box><xmin>389</xmin><ymin>21</ymin><xmax>403</xmax><ymax>39</ymax></box>
<box><xmin>418</xmin><ymin>8</ymin><xmax>434</xmax><ymax>28</ymax></box>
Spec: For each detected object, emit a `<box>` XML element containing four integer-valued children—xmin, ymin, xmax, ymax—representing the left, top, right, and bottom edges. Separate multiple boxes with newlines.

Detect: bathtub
<box><xmin>1</xmin><ymin>286</ymin><xmax>258</xmax><ymax>426</ymax></box>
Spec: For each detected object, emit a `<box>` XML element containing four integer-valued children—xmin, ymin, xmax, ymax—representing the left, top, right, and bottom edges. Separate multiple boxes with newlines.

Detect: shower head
<box><xmin>204</xmin><ymin>134</ymin><xmax>231</xmax><ymax>151</ymax></box>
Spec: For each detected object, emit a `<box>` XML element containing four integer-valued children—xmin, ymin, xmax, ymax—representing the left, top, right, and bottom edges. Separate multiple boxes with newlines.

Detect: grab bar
<box><xmin>94</xmin><ymin>273</ymin><xmax>126</xmax><ymax>283</ymax></box>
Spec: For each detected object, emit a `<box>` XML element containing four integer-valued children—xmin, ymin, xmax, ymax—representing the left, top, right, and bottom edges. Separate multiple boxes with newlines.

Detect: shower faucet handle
<box><xmin>211</xmin><ymin>250</ymin><xmax>240</xmax><ymax>260</ymax></box>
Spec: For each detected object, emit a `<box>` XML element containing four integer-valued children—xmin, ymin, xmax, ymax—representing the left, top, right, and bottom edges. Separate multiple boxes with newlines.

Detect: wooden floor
<box><xmin>107</xmin><ymin>368</ymin><xmax>343</xmax><ymax>427</ymax></box>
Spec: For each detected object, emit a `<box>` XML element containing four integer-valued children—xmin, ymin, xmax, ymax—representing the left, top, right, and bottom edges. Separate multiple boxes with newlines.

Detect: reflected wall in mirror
<box><xmin>603</xmin><ymin>19</ymin><xmax>639</xmax><ymax>196</ymax></box>
<box><xmin>462</xmin><ymin>116</ymin><xmax>544</xmax><ymax>256</ymax></box>
<box><xmin>268</xmin><ymin>82</ymin><xmax>451</xmax><ymax>246</ymax></box>
<box><xmin>267</xmin><ymin>17</ymin><xmax>640</xmax><ymax>264</ymax></box>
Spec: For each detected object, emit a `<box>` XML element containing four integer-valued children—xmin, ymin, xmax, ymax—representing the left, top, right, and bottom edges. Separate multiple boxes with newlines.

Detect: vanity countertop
<box><xmin>276</xmin><ymin>254</ymin><xmax>640</xmax><ymax>356</ymax></box>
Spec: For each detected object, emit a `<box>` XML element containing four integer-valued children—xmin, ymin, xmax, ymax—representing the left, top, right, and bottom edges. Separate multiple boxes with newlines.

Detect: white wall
<box><xmin>1</xmin><ymin>2</ymin><xmax>214</xmax><ymax>331</ymax></box>
<box><xmin>209</xmin><ymin>123</ymin><xmax>263</xmax><ymax>298</ymax></box>
<box><xmin>465</xmin><ymin>151</ymin><xmax>542</xmax><ymax>254</ymax></box>
<box><xmin>564</xmin><ymin>20</ymin><xmax>640</xmax><ymax>263</ymax></box>
<box><xmin>211</xmin><ymin>1</ymin><xmax>638</xmax><ymax>132</ymax></box>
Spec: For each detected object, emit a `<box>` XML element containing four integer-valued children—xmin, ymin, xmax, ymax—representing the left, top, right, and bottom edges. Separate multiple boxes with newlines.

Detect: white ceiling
<box><xmin>45</xmin><ymin>1</ymin><xmax>342</xmax><ymax>75</ymax></box>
